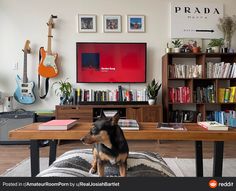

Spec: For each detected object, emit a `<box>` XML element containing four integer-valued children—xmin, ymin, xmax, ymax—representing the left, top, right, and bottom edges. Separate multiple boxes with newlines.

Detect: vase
<box><xmin>212</xmin><ymin>46</ymin><xmax>220</xmax><ymax>53</ymax></box>
<box><xmin>148</xmin><ymin>99</ymin><xmax>155</xmax><ymax>105</ymax></box>
<box><xmin>192</xmin><ymin>47</ymin><xmax>200</xmax><ymax>53</ymax></box>
<box><xmin>224</xmin><ymin>32</ymin><xmax>232</xmax><ymax>49</ymax></box>
<box><xmin>60</xmin><ymin>95</ymin><xmax>71</xmax><ymax>105</ymax></box>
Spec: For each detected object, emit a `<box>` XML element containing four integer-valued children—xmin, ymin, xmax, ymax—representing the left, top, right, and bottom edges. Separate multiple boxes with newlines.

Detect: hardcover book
<box><xmin>157</xmin><ymin>123</ymin><xmax>186</xmax><ymax>130</ymax></box>
<box><xmin>118</xmin><ymin>119</ymin><xmax>139</xmax><ymax>130</ymax></box>
<box><xmin>197</xmin><ymin>121</ymin><xmax>228</xmax><ymax>131</ymax></box>
<box><xmin>38</xmin><ymin>120</ymin><xmax>77</xmax><ymax>130</ymax></box>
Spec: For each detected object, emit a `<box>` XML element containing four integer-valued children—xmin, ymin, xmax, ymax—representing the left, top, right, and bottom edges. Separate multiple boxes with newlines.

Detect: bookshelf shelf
<box><xmin>162</xmin><ymin>52</ymin><xmax>236</xmax><ymax>123</ymax></box>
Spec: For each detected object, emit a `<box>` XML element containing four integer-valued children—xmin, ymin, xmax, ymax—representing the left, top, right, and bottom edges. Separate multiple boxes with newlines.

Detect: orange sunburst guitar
<box><xmin>38</xmin><ymin>15</ymin><xmax>58</xmax><ymax>78</ymax></box>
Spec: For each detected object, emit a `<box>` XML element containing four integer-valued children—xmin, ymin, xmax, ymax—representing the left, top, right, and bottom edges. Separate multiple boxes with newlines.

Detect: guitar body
<box><xmin>14</xmin><ymin>75</ymin><xmax>36</xmax><ymax>104</ymax></box>
<box><xmin>38</xmin><ymin>47</ymin><xmax>58</xmax><ymax>78</ymax></box>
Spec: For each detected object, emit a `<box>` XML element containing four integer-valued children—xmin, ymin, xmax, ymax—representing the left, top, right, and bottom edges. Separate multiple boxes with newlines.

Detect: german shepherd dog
<box><xmin>80</xmin><ymin>112</ymin><xmax>129</xmax><ymax>177</ymax></box>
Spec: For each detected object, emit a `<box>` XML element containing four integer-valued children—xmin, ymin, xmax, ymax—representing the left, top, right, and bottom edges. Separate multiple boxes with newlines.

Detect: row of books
<box><xmin>168</xmin><ymin>87</ymin><xmax>191</xmax><ymax>103</ymax></box>
<box><xmin>206</xmin><ymin>62</ymin><xmax>236</xmax><ymax>79</ymax></box>
<box><xmin>195</xmin><ymin>85</ymin><xmax>215</xmax><ymax>103</ymax></box>
<box><xmin>74</xmin><ymin>87</ymin><xmax>148</xmax><ymax>103</ymax></box>
<box><xmin>168</xmin><ymin>110</ymin><xmax>198</xmax><ymax>123</ymax></box>
<box><xmin>206</xmin><ymin>110</ymin><xmax>236</xmax><ymax>127</ymax></box>
<box><xmin>218</xmin><ymin>87</ymin><xmax>236</xmax><ymax>103</ymax></box>
<box><xmin>169</xmin><ymin>64</ymin><xmax>202</xmax><ymax>78</ymax></box>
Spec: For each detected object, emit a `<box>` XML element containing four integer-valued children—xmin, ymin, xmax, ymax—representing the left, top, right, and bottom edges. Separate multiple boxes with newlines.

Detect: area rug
<box><xmin>1</xmin><ymin>158</ymin><xmax>236</xmax><ymax>177</ymax></box>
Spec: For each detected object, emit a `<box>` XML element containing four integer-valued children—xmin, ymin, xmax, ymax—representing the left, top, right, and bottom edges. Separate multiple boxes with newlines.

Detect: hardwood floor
<box><xmin>0</xmin><ymin>140</ymin><xmax>236</xmax><ymax>175</ymax></box>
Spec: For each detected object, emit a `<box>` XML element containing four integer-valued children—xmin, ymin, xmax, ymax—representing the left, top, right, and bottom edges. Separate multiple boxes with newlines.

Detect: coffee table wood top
<box><xmin>9</xmin><ymin>122</ymin><xmax>236</xmax><ymax>141</ymax></box>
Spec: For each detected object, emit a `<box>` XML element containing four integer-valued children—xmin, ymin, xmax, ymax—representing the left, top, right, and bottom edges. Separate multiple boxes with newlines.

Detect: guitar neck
<box><xmin>23</xmin><ymin>52</ymin><xmax>28</xmax><ymax>83</ymax></box>
<box><xmin>47</xmin><ymin>25</ymin><xmax>53</xmax><ymax>54</ymax></box>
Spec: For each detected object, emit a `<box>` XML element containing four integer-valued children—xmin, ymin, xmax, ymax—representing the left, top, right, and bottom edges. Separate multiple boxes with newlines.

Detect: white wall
<box><xmin>0</xmin><ymin>0</ymin><xmax>236</xmax><ymax>110</ymax></box>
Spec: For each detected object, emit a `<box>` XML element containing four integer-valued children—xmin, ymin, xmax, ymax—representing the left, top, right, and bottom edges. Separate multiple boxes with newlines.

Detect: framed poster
<box><xmin>103</xmin><ymin>15</ymin><xmax>121</xmax><ymax>33</ymax></box>
<box><xmin>78</xmin><ymin>14</ymin><xmax>97</xmax><ymax>33</ymax></box>
<box><xmin>171</xmin><ymin>3</ymin><xmax>224</xmax><ymax>39</ymax></box>
<box><xmin>127</xmin><ymin>15</ymin><xmax>145</xmax><ymax>33</ymax></box>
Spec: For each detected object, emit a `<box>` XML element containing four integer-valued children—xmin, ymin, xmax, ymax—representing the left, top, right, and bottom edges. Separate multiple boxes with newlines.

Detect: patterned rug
<box><xmin>1</xmin><ymin>151</ymin><xmax>236</xmax><ymax>177</ymax></box>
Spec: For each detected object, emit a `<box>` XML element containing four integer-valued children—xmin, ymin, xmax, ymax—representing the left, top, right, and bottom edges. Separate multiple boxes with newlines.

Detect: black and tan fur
<box><xmin>80</xmin><ymin>112</ymin><xmax>129</xmax><ymax>177</ymax></box>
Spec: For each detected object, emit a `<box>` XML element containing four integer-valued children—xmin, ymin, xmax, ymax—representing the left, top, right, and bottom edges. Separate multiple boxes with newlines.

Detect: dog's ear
<box><xmin>100</xmin><ymin>110</ymin><xmax>106</xmax><ymax>119</ymax></box>
<box><xmin>111</xmin><ymin>112</ymin><xmax>120</xmax><ymax>125</ymax></box>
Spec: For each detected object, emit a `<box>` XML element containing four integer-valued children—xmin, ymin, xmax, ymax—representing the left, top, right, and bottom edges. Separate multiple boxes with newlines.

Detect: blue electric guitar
<box><xmin>14</xmin><ymin>40</ymin><xmax>36</xmax><ymax>104</ymax></box>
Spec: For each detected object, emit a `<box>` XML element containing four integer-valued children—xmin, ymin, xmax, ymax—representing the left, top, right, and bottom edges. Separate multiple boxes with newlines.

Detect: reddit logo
<box><xmin>209</xmin><ymin>179</ymin><xmax>218</xmax><ymax>188</ymax></box>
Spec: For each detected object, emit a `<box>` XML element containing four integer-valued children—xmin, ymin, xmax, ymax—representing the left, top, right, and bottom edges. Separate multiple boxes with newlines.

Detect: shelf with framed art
<box><xmin>162</xmin><ymin>52</ymin><xmax>236</xmax><ymax>124</ymax></box>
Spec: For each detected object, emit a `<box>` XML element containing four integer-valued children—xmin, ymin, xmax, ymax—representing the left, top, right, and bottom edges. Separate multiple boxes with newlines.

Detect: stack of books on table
<box><xmin>197</xmin><ymin>121</ymin><xmax>228</xmax><ymax>131</ymax></box>
<box><xmin>38</xmin><ymin>119</ymin><xmax>77</xmax><ymax>130</ymax></box>
<box><xmin>157</xmin><ymin>123</ymin><xmax>186</xmax><ymax>130</ymax></box>
<box><xmin>118</xmin><ymin>119</ymin><xmax>139</xmax><ymax>130</ymax></box>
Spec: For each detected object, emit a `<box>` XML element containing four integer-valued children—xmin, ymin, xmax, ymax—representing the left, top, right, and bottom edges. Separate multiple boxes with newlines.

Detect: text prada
<box><xmin>175</xmin><ymin>7</ymin><xmax>220</xmax><ymax>14</ymax></box>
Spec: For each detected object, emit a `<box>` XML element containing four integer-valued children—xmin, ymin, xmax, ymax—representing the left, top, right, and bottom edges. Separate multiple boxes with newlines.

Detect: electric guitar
<box><xmin>38</xmin><ymin>15</ymin><xmax>58</xmax><ymax>78</ymax></box>
<box><xmin>14</xmin><ymin>40</ymin><xmax>36</xmax><ymax>104</ymax></box>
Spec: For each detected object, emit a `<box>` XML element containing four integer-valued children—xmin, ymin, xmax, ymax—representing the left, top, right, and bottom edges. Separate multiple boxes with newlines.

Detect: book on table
<box><xmin>38</xmin><ymin>119</ymin><xmax>78</xmax><ymax>130</ymax></box>
<box><xmin>197</xmin><ymin>121</ymin><xmax>228</xmax><ymax>131</ymax></box>
<box><xmin>157</xmin><ymin>123</ymin><xmax>186</xmax><ymax>130</ymax></box>
<box><xmin>118</xmin><ymin>119</ymin><xmax>139</xmax><ymax>130</ymax></box>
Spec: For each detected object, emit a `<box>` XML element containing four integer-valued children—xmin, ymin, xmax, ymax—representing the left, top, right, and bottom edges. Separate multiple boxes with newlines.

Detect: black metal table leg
<box><xmin>49</xmin><ymin>140</ymin><xmax>57</xmax><ymax>165</ymax></box>
<box><xmin>195</xmin><ymin>141</ymin><xmax>203</xmax><ymax>177</ymax></box>
<box><xmin>213</xmin><ymin>141</ymin><xmax>224</xmax><ymax>177</ymax></box>
<box><xmin>30</xmin><ymin>140</ymin><xmax>40</xmax><ymax>177</ymax></box>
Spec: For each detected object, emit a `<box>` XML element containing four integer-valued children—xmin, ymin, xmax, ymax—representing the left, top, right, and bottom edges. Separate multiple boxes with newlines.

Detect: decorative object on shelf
<box><xmin>103</xmin><ymin>15</ymin><xmax>121</xmax><ymax>33</ymax></box>
<box><xmin>217</xmin><ymin>15</ymin><xmax>236</xmax><ymax>50</ymax></box>
<box><xmin>208</xmin><ymin>38</ymin><xmax>224</xmax><ymax>53</ymax></box>
<box><xmin>127</xmin><ymin>15</ymin><xmax>145</xmax><ymax>33</ymax></box>
<box><xmin>192</xmin><ymin>41</ymin><xmax>201</xmax><ymax>53</ymax></box>
<box><xmin>172</xmin><ymin>39</ymin><xmax>182</xmax><ymax>53</ymax></box>
<box><xmin>52</xmin><ymin>78</ymin><xmax>72</xmax><ymax>105</ymax></box>
<box><xmin>78</xmin><ymin>14</ymin><xmax>97</xmax><ymax>33</ymax></box>
<box><xmin>165</xmin><ymin>43</ymin><xmax>172</xmax><ymax>53</ymax></box>
<box><xmin>147</xmin><ymin>79</ymin><xmax>161</xmax><ymax>105</ymax></box>
<box><xmin>181</xmin><ymin>39</ymin><xmax>202</xmax><ymax>53</ymax></box>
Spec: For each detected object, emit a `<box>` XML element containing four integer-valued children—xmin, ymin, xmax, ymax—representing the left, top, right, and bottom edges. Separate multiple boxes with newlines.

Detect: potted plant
<box><xmin>147</xmin><ymin>79</ymin><xmax>162</xmax><ymax>105</ymax></box>
<box><xmin>52</xmin><ymin>78</ymin><xmax>73</xmax><ymax>105</ymax></box>
<box><xmin>208</xmin><ymin>38</ymin><xmax>224</xmax><ymax>53</ymax></box>
<box><xmin>172</xmin><ymin>39</ymin><xmax>182</xmax><ymax>53</ymax></box>
<box><xmin>192</xmin><ymin>41</ymin><xmax>201</xmax><ymax>53</ymax></box>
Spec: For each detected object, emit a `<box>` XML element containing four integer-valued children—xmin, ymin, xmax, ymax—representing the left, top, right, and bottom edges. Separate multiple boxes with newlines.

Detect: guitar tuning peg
<box><xmin>51</xmin><ymin>15</ymin><xmax>58</xmax><ymax>19</ymax></box>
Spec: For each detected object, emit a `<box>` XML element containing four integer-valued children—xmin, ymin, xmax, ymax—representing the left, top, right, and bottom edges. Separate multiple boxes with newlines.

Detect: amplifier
<box><xmin>0</xmin><ymin>110</ymin><xmax>34</xmax><ymax>144</ymax></box>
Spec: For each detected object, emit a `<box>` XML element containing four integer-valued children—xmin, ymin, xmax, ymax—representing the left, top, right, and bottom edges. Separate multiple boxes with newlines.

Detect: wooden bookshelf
<box><xmin>162</xmin><ymin>52</ymin><xmax>236</xmax><ymax>123</ymax></box>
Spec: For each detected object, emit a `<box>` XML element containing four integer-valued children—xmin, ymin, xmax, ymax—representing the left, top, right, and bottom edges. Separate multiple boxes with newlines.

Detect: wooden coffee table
<box><xmin>9</xmin><ymin>122</ymin><xmax>236</xmax><ymax>177</ymax></box>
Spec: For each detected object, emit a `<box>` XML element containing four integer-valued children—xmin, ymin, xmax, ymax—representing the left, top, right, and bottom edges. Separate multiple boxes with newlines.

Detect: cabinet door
<box><xmin>141</xmin><ymin>106</ymin><xmax>162</xmax><ymax>122</ymax></box>
<box><xmin>126</xmin><ymin>107</ymin><xmax>142</xmax><ymax>122</ymax></box>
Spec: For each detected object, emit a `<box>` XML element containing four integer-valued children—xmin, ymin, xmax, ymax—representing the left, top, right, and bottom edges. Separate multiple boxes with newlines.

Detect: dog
<box><xmin>80</xmin><ymin>111</ymin><xmax>129</xmax><ymax>177</ymax></box>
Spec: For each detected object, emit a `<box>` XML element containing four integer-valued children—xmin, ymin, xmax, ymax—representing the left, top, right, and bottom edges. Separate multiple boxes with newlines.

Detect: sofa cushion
<box><xmin>37</xmin><ymin>149</ymin><xmax>175</xmax><ymax>177</ymax></box>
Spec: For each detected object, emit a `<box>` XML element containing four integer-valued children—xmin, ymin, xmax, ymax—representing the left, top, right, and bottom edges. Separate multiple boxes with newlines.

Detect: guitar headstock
<box><xmin>23</xmin><ymin>40</ymin><xmax>31</xmax><ymax>54</ymax></box>
<box><xmin>47</xmin><ymin>15</ymin><xmax>58</xmax><ymax>28</ymax></box>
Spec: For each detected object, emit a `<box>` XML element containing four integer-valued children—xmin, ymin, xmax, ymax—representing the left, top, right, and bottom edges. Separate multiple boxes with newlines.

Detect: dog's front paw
<box><xmin>89</xmin><ymin>167</ymin><xmax>97</xmax><ymax>174</ymax></box>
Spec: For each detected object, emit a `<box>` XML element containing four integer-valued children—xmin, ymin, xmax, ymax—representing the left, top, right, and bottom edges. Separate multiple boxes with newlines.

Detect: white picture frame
<box><xmin>103</xmin><ymin>15</ymin><xmax>122</xmax><ymax>33</ymax></box>
<box><xmin>127</xmin><ymin>15</ymin><xmax>145</xmax><ymax>33</ymax></box>
<box><xmin>78</xmin><ymin>14</ymin><xmax>97</xmax><ymax>33</ymax></box>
